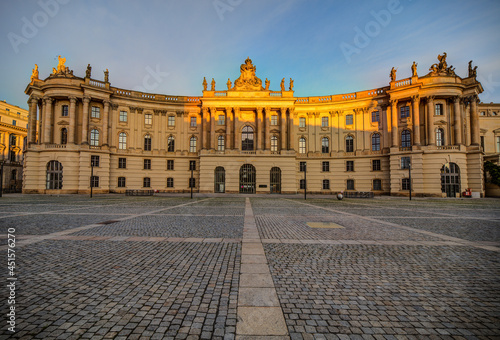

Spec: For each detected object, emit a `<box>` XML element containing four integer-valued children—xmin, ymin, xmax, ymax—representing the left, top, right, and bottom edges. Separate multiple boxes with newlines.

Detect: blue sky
<box><xmin>1</xmin><ymin>0</ymin><xmax>499</xmax><ymax>110</ymax></box>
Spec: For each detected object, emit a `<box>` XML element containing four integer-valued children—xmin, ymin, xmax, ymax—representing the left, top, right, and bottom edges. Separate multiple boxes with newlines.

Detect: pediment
<box><xmin>57</xmin><ymin>121</ymin><xmax>69</xmax><ymax>125</ymax></box>
<box><xmin>434</xmin><ymin>120</ymin><xmax>447</xmax><ymax>125</ymax></box>
<box><xmin>215</xmin><ymin>128</ymin><xmax>226</xmax><ymax>134</ymax></box>
<box><xmin>480</xmin><ymin>128</ymin><xmax>488</xmax><ymax>134</ymax></box>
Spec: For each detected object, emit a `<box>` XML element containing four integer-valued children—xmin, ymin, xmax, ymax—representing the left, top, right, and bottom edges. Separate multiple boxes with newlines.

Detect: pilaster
<box><xmin>411</xmin><ymin>95</ymin><xmax>420</xmax><ymax>146</ymax></box>
<box><xmin>68</xmin><ymin>96</ymin><xmax>77</xmax><ymax>144</ymax></box>
<box><xmin>82</xmin><ymin>96</ymin><xmax>90</xmax><ymax>145</ymax></box>
<box><xmin>43</xmin><ymin>97</ymin><xmax>53</xmax><ymax>144</ymax></box>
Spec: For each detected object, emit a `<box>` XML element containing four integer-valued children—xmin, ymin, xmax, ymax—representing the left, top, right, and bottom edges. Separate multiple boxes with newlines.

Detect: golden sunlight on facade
<box><xmin>23</xmin><ymin>55</ymin><xmax>500</xmax><ymax>197</ymax></box>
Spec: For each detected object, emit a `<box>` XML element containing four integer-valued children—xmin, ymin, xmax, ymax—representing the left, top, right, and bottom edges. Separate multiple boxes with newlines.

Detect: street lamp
<box><xmin>90</xmin><ymin>160</ymin><xmax>94</xmax><ymax>198</ymax></box>
<box><xmin>304</xmin><ymin>163</ymin><xmax>307</xmax><ymax>200</ymax></box>
<box><xmin>190</xmin><ymin>168</ymin><xmax>193</xmax><ymax>199</ymax></box>
<box><xmin>408</xmin><ymin>163</ymin><xmax>412</xmax><ymax>201</ymax></box>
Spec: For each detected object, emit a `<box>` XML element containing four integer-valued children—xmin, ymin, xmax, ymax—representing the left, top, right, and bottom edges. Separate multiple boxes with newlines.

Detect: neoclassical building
<box><xmin>23</xmin><ymin>55</ymin><xmax>500</xmax><ymax>196</ymax></box>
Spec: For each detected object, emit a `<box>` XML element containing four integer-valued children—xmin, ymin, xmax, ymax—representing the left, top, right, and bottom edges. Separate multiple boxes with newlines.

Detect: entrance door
<box><xmin>214</xmin><ymin>167</ymin><xmax>225</xmax><ymax>193</ymax></box>
<box><xmin>441</xmin><ymin>163</ymin><xmax>460</xmax><ymax>197</ymax></box>
<box><xmin>239</xmin><ymin>164</ymin><xmax>256</xmax><ymax>193</ymax></box>
<box><xmin>270</xmin><ymin>167</ymin><xmax>281</xmax><ymax>194</ymax></box>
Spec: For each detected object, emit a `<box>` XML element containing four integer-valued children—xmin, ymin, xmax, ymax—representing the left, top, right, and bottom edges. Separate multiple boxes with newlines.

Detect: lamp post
<box><xmin>304</xmin><ymin>163</ymin><xmax>307</xmax><ymax>200</ymax></box>
<box><xmin>408</xmin><ymin>163</ymin><xmax>412</xmax><ymax>201</ymax></box>
<box><xmin>90</xmin><ymin>161</ymin><xmax>94</xmax><ymax>198</ymax></box>
<box><xmin>190</xmin><ymin>168</ymin><xmax>193</xmax><ymax>199</ymax></box>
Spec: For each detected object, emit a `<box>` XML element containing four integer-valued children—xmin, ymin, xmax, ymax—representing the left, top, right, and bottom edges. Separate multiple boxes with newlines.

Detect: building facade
<box><xmin>23</xmin><ymin>55</ymin><xmax>500</xmax><ymax>196</ymax></box>
<box><xmin>0</xmin><ymin>100</ymin><xmax>29</xmax><ymax>193</ymax></box>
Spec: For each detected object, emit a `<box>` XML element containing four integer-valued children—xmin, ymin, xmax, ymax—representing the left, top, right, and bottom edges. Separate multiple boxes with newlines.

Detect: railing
<box><xmin>395</xmin><ymin>78</ymin><xmax>412</xmax><ymax>88</ymax></box>
<box><xmin>214</xmin><ymin>91</ymin><xmax>227</xmax><ymax>97</ymax></box>
<box><xmin>437</xmin><ymin>145</ymin><xmax>459</xmax><ymax>150</ymax></box>
<box><xmin>241</xmin><ymin>151</ymin><xmax>256</xmax><ymax>155</ymax></box>
<box><xmin>165</xmin><ymin>96</ymin><xmax>178</xmax><ymax>101</ymax></box>
<box><xmin>318</xmin><ymin>96</ymin><xmax>332</xmax><ymax>102</ymax></box>
<box><xmin>45</xmin><ymin>144</ymin><xmax>66</xmax><ymax>149</ymax></box>
<box><xmin>142</xmin><ymin>94</ymin><xmax>155</xmax><ymax>99</ymax></box>
<box><xmin>90</xmin><ymin>146</ymin><xmax>102</xmax><ymax>150</ymax></box>
<box><xmin>116</xmin><ymin>90</ymin><xmax>131</xmax><ymax>96</ymax></box>
<box><xmin>342</xmin><ymin>93</ymin><xmax>356</xmax><ymax>100</ymax></box>
<box><xmin>271</xmin><ymin>151</ymin><xmax>281</xmax><ymax>155</ymax></box>
<box><xmin>186</xmin><ymin>97</ymin><xmax>200</xmax><ymax>102</ymax></box>
<box><xmin>125</xmin><ymin>189</ymin><xmax>154</xmax><ymax>196</ymax></box>
<box><xmin>270</xmin><ymin>91</ymin><xmax>282</xmax><ymax>97</ymax></box>
<box><xmin>296</xmin><ymin>98</ymin><xmax>309</xmax><ymax>103</ymax></box>
<box><xmin>399</xmin><ymin>146</ymin><xmax>412</xmax><ymax>151</ymax></box>
<box><xmin>89</xmin><ymin>80</ymin><xmax>106</xmax><ymax>88</ymax></box>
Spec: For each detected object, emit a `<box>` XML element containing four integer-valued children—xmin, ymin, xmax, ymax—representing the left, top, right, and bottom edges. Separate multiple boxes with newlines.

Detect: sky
<box><xmin>1</xmin><ymin>0</ymin><xmax>499</xmax><ymax>110</ymax></box>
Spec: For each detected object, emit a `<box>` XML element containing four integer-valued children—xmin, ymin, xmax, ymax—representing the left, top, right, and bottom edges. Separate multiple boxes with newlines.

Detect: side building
<box><xmin>0</xmin><ymin>100</ymin><xmax>30</xmax><ymax>193</ymax></box>
<box><xmin>23</xmin><ymin>55</ymin><xmax>500</xmax><ymax>196</ymax></box>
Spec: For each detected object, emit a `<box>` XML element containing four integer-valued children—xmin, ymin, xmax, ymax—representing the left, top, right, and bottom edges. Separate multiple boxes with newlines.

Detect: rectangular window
<box><xmin>321</xmin><ymin>116</ymin><xmax>329</xmax><ymax>127</ymax></box>
<box><xmin>168</xmin><ymin>115</ymin><xmax>175</xmax><ymax>126</ymax></box>
<box><xmin>119</xmin><ymin>111</ymin><xmax>127</xmax><ymax>122</ymax></box>
<box><xmin>299</xmin><ymin>161</ymin><xmax>306</xmax><ymax>172</ymax></box>
<box><xmin>270</xmin><ymin>136</ymin><xmax>278</xmax><ymax>152</ymax></box>
<box><xmin>118</xmin><ymin>158</ymin><xmax>126</xmax><ymax>169</ymax></box>
<box><xmin>371</xmin><ymin>110</ymin><xmax>379</xmax><ymax>123</ymax></box>
<box><xmin>144</xmin><ymin>159</ymin><xmax>151</xmax><ymax>170</ymax></box>
<box><xmin>400</xmin><ymin>106</ymin><xmax>410</xmax><ymax>118</ymax></box>
<box><xmin>322</xmin><ymin>179</ymin><xmax>330</xmax><ymax>190</ymax></box>
<box><xmin>496</xmin><ymin>136</ymin><xmax>500</xmax><ymax>153</ymax></box>
<box><xmin>322</xmin><ymin>161</ymin><xmax>330</xmax><ymax>172</ymax></box>
<box><xmin>299</xmin><ymin>117</ymin><xmax>306</xmax><ymax>128</ymax></box>
<box><xmin>118</xmin><ymin>177</ymin><xmax>126</xmax><ymax>188</ymax></box>
<box><xmin>346</xmin><ymin>179</ymin><xmax>354</xmax><ymax>190</ymax></box>
<box><xmin>12</xmin><ymin>120</ymin><xmax>16</xmax><ymax>126</ymax></box>
<box><xmin>373</xmin><ymin>179</ymin><xmax>382</xmax><ymax>191</ymax></box>
<box><xmin>271</xmin><ymin>115</ymin><xmax>278</xmax><ymax>126</ymax></box>
<box><xmin>145</xmin><ymin>114</ymin><xmax>152</xmax><ymax>125</ymax></box>
<box><xmin>144</xmin><ymin>136</ymin><xmax>151</xmax><ymax>151</ymax></box>
<box><xmin>346</xmin><ymin>160</ymin><xmax>354</xmax><ymax>172</ymax></box>
<box><xmin>401</xmin><ymin>156</ymin><xmax>410</xmax><ymax>169</ymax></box>
<box><xmin>90</xmin><ymin>176</ymin><xmax>99</xmax><ymax>188</ymax></box>
<box><xmin>91</xmin><ymin>106</ymin><xmax>100</xmax><ymax>118</ymax></box>
<box><xmin>299</xmin><ymin>179</ymin><xmax>306</xmax><ymax>190</ymax></box>
<box><xmin>435</xmin><ymin>104</ymin><xmax>443</xmax><ymax>116</ymax></box>
<box><xmin>480</xmin><ymin>136</ymin><xmax>485</xmax><ymax>151</ymax></box>
<box><xmin>90</xmin><ymin>155</ymin><xmax>100</xmax><ymax>167</ymax></box>
<box><xmin>402</xmin><ymin>178</ymin><xmax>411</xmax><ymax>190</ymax></box>
<box><xmin>189</xmin><ymin>160</ymin><xmax>196</xmax><ymax>171</ymax></box>
<box><xmin>143</xmin><ymin>177</ymin><xmax>151</xmax><ymax>188</ymax></box>
<box><xmin>62</xmin><ymin>105</ymin><xmax>68</xmax><ymax>117</ymax></box>
<box><xmin>372</xmin><ymin>159</ymin><xmax>381</xmax><ymax>171</ymax></box>
<box><xmin>189</xmin><ymin>178</ymin><xmax>196</xmax><ymax>188</ymax></box>
<box><xmin>218</xmin><ymin>114</ymin><xmax>225</xmax><ymax>125</ymax></box>
<box><xmin>345</xmin><ymin>114</ymin><xmax>353</xmax><ymax>125</ymax></box>
<box><xmin>190</xmin><ymin>117</ymin><xmax>197</xmax><ymax>127</ymax></box>
<box><xmin>167</xmin><ymin>160</ymin><xmax>174</xmax><ymax>170</ymax></box>
<box><xmin>167</xmin><ymin>177</ymin><xmax>174</xmax><ymax>188</ymax></box>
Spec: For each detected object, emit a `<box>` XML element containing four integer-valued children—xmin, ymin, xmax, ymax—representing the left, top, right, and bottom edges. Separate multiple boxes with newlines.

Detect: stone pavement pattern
<box><xmin>0</xmin><ymin>194</ymin><xmax>499</xmax><ymax>339</ymax></box>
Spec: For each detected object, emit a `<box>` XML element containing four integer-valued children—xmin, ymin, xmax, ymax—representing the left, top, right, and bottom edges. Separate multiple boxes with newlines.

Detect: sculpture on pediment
<box><xmin>104</xmin><ymin>69</ymin><xmax>109</xmax><ymax>82</ymax></box>
<box><xmin>30</xmin><ymin>64</ymin><xmax>39</xmax><ymax>82</ymax></box>
<box><xmin>429</xmin><ymin>52</ymin><xmax>455</xmax><ymax>76</ymax></box>
<box><xmin>411</xmin><ymin>61</ymin><xmax>418</xmax><ymax>77</ymax></box>
<box><xmin>227</xmin><ymin>78</ymin><xmax>232</xmax><ymax>90</ymax></box>
<box><xmin>57</xmin><ymin>55</ymin><xmax>67</xmax><ymax>72</ymax></box>
<box><xmin>203</xmin><ymin>77</ymin><xmax>207</xmax><ymax>91</ymax></box>
<box><xmin>232</xmin><ymin>57</ymin><xmax>264</xmax><ymax>90</ymax></box>
<box><xmin>50</xmin><ymin>55</ymin><xmax>74</xmax><ymax>76</ymax></box>
<box><xmin>265</xmin><ymin>78</ymin><xmax>270</xmax><ymax>90</ymax></box>
<box><xmin>211</xmin><ymin>78</ymin><xmax>216</xmax><ymax>91</ymax></box>
<box><xmin>390</xmin><ymin>67</ymin><xmax>397</xmax><ymax>82</ymax></box>
<box><xmin>289</xmin><ymin>78</ymin><xmax>294</xmax><ymax>91</ymax></box>
<box><xmin>280</xmin><ymin>78</ymin><xmax>285</xmax><ymax>91</ymax></box>
<box><xmin>468</xmin><ymin>60</ymin><xmax>477</xmax><ymax>78</ymax></box>
<box><xmin>86</xmin><ymin>64</ymin><xmax>92</xmax><ymax>78</ymax></box>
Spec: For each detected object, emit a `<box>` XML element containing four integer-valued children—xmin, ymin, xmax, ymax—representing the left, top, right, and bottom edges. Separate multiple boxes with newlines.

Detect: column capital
<box><xmin>256</xmin><ymin>107</ymin><xmax>263</xmax><ymax>113</ymax></box>
<box><xmin>83</xmin><ymin>96</ymin><xmax>91</xmax><ymax>104</ymax></box>
<box><xmin>452</xmin><ymin>95</ymin><xmax>461</xmax><ymax>103</ymax></box>
<box><xmin>225</xmin><ymin>107</ymin><xmax>232</xmax><ymax>114</ymax></box>
<box><xmin>209</xmin><ymin>107</ymin><xmax>217</xmax><ymax>114</ymax></box>
<box><xmin>68</xmin><ymin>96</ymin><xmax>77</xmax><ymax>103</ymax></box>
<box><xmin>29</xmin><ymin>96</ymin><xmax>39</xmax><ymax>104</ymax></box>
<box><xmin>43</xmin><ymin>96</ymin><xmax>53</xmax><ymax>104</ymax></box>
<box><xmin>389</xmin><ymin>99</ymin><xmax>398</xmax><ymax>107</ymax></box>
<box><xmin>427</xmin><ymin>95</ymin><xmax>435</xmax><ymax>102</ymax></box>
<box><xmin>103</xmin><ymin>99</ymin><xmax>111</xmax><ymax>106</ymax></box>
<box><xmin>111</xmin><ymin>103</ymin><xmax>119</xmax><ymax>110</ymax></box>
<box><xmin>264</xmin><ymin>107</ymin><xmax>271</xmax><ymax>114</ymax></box>
<box><xmin>411</xmin><ymin>94</ymin><xmax>420</xmax><ymax>102</ymax></box>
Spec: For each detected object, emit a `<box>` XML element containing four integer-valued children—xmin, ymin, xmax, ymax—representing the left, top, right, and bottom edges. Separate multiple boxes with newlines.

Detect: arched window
<box><xmin>345</xmin><ymin>135</ymin><xmax>354</xmax><ymax>152</ymax></box>
<box><xmin>167</xmin><ymin>136</ymin><xmax>175</xmax><ymax>152</ymax></box>
<box><xmin>118</xmin><ymin>132</ymin><xmax>127</xmax><ymax>149</ymax></box>
<box><xmin>189</xmin><ymin>137</ymin><xmax>197</xmax><ymax>153</ymax></box>
<box><xmin>321</xmin><ymin>137</ymin><xmax>329</xmax><ymax>153</ymax></box>
<box><xmin>217</xmin><ymin>135</ymin><xmax>225</xmax><ymax>151</ymax></box>
<box><xmin>90</xmin><ymin>129</ymin><xmax>99</xmax><ymax>146</ymax></box>
<box><xmin>401</xmin><ymin>130</ymin><xmax>411</xmax><ymax>148</ymax></box>
<box><xmin>241</xmin><ymin>126</ymin><xmax>254</xmax><ymax>150</ymax></box>
<box><xmin>436</xmin><ymin>128</ymin><xmax>444</xmax><ymax>146</ymax></box>
<box><xmin>9</xmin><ymin>134</ymin><xmax>17</xmax><ymax>162</ymax></box>
<box><xmin>271</xmin><ymin>136</ymin><xmax>278</xmax><ymax>152</ymax></box>
<box><xmin>144</xmin><ymin>134</ymin><xmax>152</xmax><ymax>151</ymax></box>
<box><xmin>46</xmin><ymin>160</ymin><xmax>63</xmax><ymax>189</ymax></box>
<box><xmin>299</xmin><ymin>137</ymin><xmax>306</xmax><ymax>154</ymax></box>
<box><xmin>61</xmin><ymin>128</ymin><xmax>67</xmax><ymax>145</ymax></box>
<box><xmin>371</xmin><ymin>133</ymin><xmax>381</xmax><ymax>151</ymax></box>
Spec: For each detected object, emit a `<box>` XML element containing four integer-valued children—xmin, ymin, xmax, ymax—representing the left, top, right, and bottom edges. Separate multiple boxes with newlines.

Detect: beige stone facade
<box><xmin>0</xmin><ymin>100</ymin><xmax>30</xmax><ymax>193</ymax></box>
<box><xmin>23</xmin><ymin>55</ymin><xmax>500</xmax><ymax>197</ymax></box>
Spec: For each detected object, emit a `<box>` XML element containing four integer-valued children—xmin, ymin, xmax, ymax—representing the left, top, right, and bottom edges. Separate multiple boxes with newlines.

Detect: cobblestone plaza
<box><xmin>1</xmin><ymin>195</ymin><xmax>499</xmax><ymax>339</ymax></box>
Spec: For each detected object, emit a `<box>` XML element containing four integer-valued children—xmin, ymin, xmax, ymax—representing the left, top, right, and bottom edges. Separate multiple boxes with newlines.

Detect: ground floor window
<box><xmin>167</xmin><ymin>177</ymin><xmax>174</xmax><ymax>188</ymax></box>
<box><xmin>143</xmin><ymin>177</ymin><xmax>151</xmax><ymax>188</ymax></box>
<box><xmin>299</xmin><ymin>179</ymin><xmax>306</xmax><ymax>190</ymax></box>
<box><xmin>346</xmin><ymin>179</ymin><xmax>354</xmax><ymax>190</ymax></box>
<box><xmin>90</xmin><ymin>176</ymin><xmax>99</xmax><ymax>188</ymax></box>
<box><xmin>402</xmin><ymin>178</ymin><xmax>411</xmax><ymax>191</ymax></box>
<box><xmin>118</xmin><ymin>177</ymin><xmax>126</xmax><ymax>187</ymax></box>
<box><xmin>46</xmin><ymin>160</ymin><xmax>63</xmax><ymax>189</ymax></box>
<box><xmin>322</xmin><ymin>179</ymin><xmax>330</xmax><ymax>190</ymax></box>
<box><xmin>189</xmin><ymin>177</ymin><xmax>196</xmax><ymax>188</ymax></box>
<box><xmin>270</xmin><ymin>167</ymin><xmax>281</xmax><ymax>193</ymax></box>
<box><xmin>214</xmin><ymin>167</ymin><xmax>225</xmax><ymax>193</ymax></box>
<box><xmin>373</xmin><ymin>179</ymin><xmax>382</xmax><ymax>191</ymax></box>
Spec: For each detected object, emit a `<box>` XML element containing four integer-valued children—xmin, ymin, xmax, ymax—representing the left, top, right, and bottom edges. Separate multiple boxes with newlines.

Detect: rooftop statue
<box><xmin>289</xmin><ymin>78</ymin><xmax>294</xmax><ymax>91</ymax></box>
<box><xmin>203</xmin><ymin>77</ymin><xmax>207</xmax><ymax>91</ymax></box>
<box><xmin>281</xmin><ymin>78</ymin><xmax>285</xmax><ymax>91</ymax></box>
<box><xmin>468</xmin><ymin>60</ymin><xmax>478</xmax><ymax>78</ymax></box>
<box><xmin>211</xmin><ymin>78</ymin><xmax>216</xmax><ymax>91</ymax></box>
<box><xmin>227</xmin><ymin>78</ymin><xmax>232</xmax><ymax>90</ymax></box>
<box><xmin>429</xmin><ymin>52</ymin><xmax>455</xmax><ymax>76</ymax></box>
<box><xmin>390</xmin><ymin>67</ymin><xmax>397</xmax><ymax>82</ymax></box>
<box><xmin>57</xmin><ymin>55</ymin><xmax>67</xmax><ymax>73</ymax></box>
<box><xmin>232</xmin><ymin>57</ymin><xmax>264</xmax><ymax>90</ymax></box>
<box><xmin>30</xmin><ymin>64</ymin><xmax>39</xmax><ymax>82</ymax></box>
<box><xmin>411</xmin><ymin>61</ymin><xmax>418</xmax><ymax>77</ymax></box>
<box><xmin>51</xmin><ymin>55</ymin><xmax>73</xmax><ymax>76</ymax></box>
<box><xmin>265</xmin><ymin>78</ymin><xmax>270</xmax><ymax>90</ymax></box>
<box><xmin>86</xmin><ymin>64</ymin><xmax>92</xmax><ymax>78</ymax></box>
<box><xmin>104</xmin><ymin>69</ymin><xmax>109</xmax><ymax>83</ymax></box>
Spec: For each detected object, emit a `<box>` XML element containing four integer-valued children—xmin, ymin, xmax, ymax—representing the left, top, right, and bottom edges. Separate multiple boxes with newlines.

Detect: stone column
<box><xmin>470</xmin><ymin>95</ymin><xmax>480</xmax><ymax>145</ymax></box>
<box><xmin>68</xmin><ymin>96</ymin><xmax>77</xmax><ymax>144</ymax></box>
<box><xmin>390</xmin><ymin>100</ymin><xmax>398</xmax><ymax>147</ymax></box>
<box><xmin>225</xmin><ymin>107</ymin><xmax>232</xmax><ymax>150</ymax></box>
<box><xmin>264</xmin><ymin>107</ymin><xmax>271</xmax><ymax>150</ymax></box>
<box><xmin>412</xmin><ymin>95</ymin><xmax>421</xmax><ymax>145</ymax></box>
<box><xmin>453</xmin><ymin>96</ymin><xmax>462</xmax><ymax>145</ymax></box>
<box><xmin>280</xmin><ymin>108</ymin><xmax>287</xmax><ymax>150</ymax></box>
<box><xmin>210</xmin><ymin>107</ymin><xmax>216</xmax><ymax>150</ymax></box>
<box><xmin>330</xmin><ymin>111</ymin><xmax>336</xmax><ymax>152</ymax></box>
<box><xmin>38</xmin><ymin>101</ymin><xmax>43</xmax><ymax>144</ymax></box>
<box><xmin>102</xmin><ymin>100</ymin><xmax>110</xmax><ymax>146</ymax></box>
<box><xmin>201</xmin><ymin>107</ymin><xmax>208</xmax><ymax>150</ymax></box>
<box><xmin>289</xmin><ymin>108</ymin><xmax>295</xmax><ymax>151</ymax></box>
<box><xmin>427</xmin><ymin>96</ymin><xmax>435</xmax><ymax>145</ymax></box>
<box><xmin>43</xmin><ymin>97</ymin><xmax>53</xmax><ymax>144</ymax></box>
<box><xmin>81</xmin><ymin>96</ymin><xmax>90</xmax><ymax>144</ymax></box>
<box><xmin>256</xmin><ymin>107</ymin><xmax>263</xmax><ymax>150</ymax></box>
<box><xmin>234</xmin><ymin>108</ymin><xmax>240</xmax><ymax>150</ymax></box>
<box><xmin>28</xmin><ymin>96</ymin><xmax>38</xmax><ymax>144</ymax></box>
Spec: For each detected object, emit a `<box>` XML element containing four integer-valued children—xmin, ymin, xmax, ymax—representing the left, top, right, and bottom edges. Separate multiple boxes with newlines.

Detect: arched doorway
<box><xmin>214</xmin><ymin>167</ymin><xmax>225</xmax><ymax>193</ymax></box>
<box><xmin>239</xmin><ymin>164</ymin><xmax>256</xmax><ymax>193</ymax></box>
<box><xmin>441</xmin><ymin>163</ymin><xmax>460</xmax><ymax>197</ymax></box>
<box><xmin>270</xmin><ymin>167</ymin><xmax>281</xmax><ymax>194</ymax></box>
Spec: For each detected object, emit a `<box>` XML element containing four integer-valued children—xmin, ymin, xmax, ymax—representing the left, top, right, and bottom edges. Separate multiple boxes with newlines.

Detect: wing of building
<box><xmin>23</xmin><ymin>55</ymin><xmax>500</xmax><ymax>197</ymax></box>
